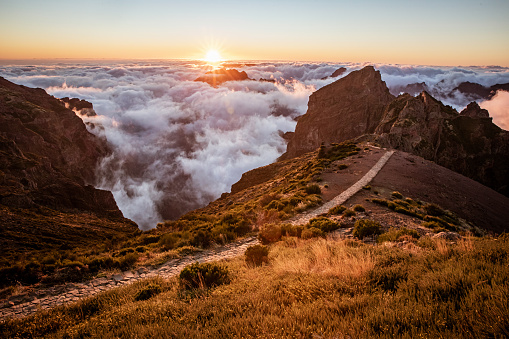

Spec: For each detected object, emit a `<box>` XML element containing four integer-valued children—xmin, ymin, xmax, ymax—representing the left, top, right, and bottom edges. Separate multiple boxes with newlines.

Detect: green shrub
<box><xmin>363</xmin><ymin>185</ymin><xmax>371</xmax><ymax>190</ymax></box>
<box><xmin>305</xmin><ymin>184</ymin><xmax>321</xmax><ymax>195</ymax></box>
<box><xmin>134</xmin><ymin>283</ymin><xmax>162</xmax><ymax>301</ymax></box>
<box><xmin>301</xmin><ymin>227</ymin><xmax>324</xmax><ymax>239</ymax></box>
<box><xmin>118</xmin><ymin>248</ymin><xmax>135</xmax><ymax>256</ymax></box>
<box><xmin>308</xmin><ymin>217</ymin><xmax>339</xmax><ymax>233</ymax></box>
<box><xmin>353</xmin><ymin>204</ymin><xmax>365</xmax><ymax>212</ymax></box>
<box><xmin>328</xmin><ymin>205</ymin><xmax>346</xmax><ymax>215</ymax></box>
<box><xmin>353</xmin><ymin>220</ymin><xmax>382</xmax><ymax>239</ymax></box>
<box><xmin>179</xmin><ymin>262</ymin><xmax>230</xmax><ymax>290</ymax></box>
<box><xmin>259</xmin><ymin>224</ymin><xmax>283</xmax><ymax>244</ymax></box>
<box><xmin>343</xmin><ymin>209</ymin><xmax>356</xmax><ymax>217</ymax></box>
<box><xmin>378</xmin><ymin>227</ymin><xmax>420</xmax><ymax>243</ymax></box>
<box><xmin>118</xmin><ymin>252</ymin><xmax>139</xmax><ymax>270</ymax></box>
<box><xmin>280</xmin><ymin>224</ymin><xmax>303</xmax><ymax>238</ymax></box>
<box><xmin>391</xmin><ymin>191</ymin><xmax>404</xmax><ymax>199</ymax></box>
<box><xmin>245</xmin><ymin>245</ymin><xmax>269</xmax><ymax>267</ymax></box>
<box><xmin>158</xmin><ymin>233</ymin><xmax>179</xmax><ymax>250</ymax></box>
<box><xmin>424</xmin><ymin>203</ymin><xmax>445</xmax><ymax>216</ymax></box>
<box><xmin>190</xmin><ymin>230</ymin><xmax>212</xmax><ymax>248</ymax></box>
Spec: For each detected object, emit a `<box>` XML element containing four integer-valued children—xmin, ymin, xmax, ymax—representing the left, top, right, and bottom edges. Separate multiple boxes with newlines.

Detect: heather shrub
<box><xmin>158</xmin><ymin>233</ymin><xmax>179</xmax><ymax>250</ymax></box>
<box><xmin>378</xmin><ymin>227</ymin><xmax>420</xmax><ymax>243</ymax></box>
<box><xmin>353</xmin><ymin>204</ymin><xmax>365</xmax><ymax>212</ymax></box>
<box><xmin>391</xmin><ymin>191</ymin><xmax>403</xmax><ymax>199</ymax></box>
<box><xmin>118</xmin><ymin>252</ymin><xmax>139</xmax><ymax>270</ymax></box>
<box><xmin>245</xmin><ymin>245</ymin><xmax>269</xmax><ymax>267</ymax></box>
<box><xmin>301</xmin><ymin>227</ymin><xmax>324</xmax><ymax>239</ymax></box>
<box><xmin>343</xmin><ymin>209</ymin><xmax>356</xmax><ymax>217</ymax></box>
<box><xmin>134</xmin><ymin>283</ymin><xmax>162</xmax><ymax>301</ymax></box>
<box><xmin>259</xmin><ymin>224</ymin><xmax>283</xmax><ymax>244</ymax></box>
<box><xmin>308</xmin><ymin>217</ymin><xmax>340</xmax><ymax>233</ymax></box>
<box><xmin>328</xmin><ymin>205</ymin><xmax>346</xmax><ymax>215</ymax></box>
<box><xmin>179</xmin><ymin>262</ymin><xmax>230</xmax><ymax>290</ymax></box>
<box><xmin>305</xmin><ymin>184</ymin><xmax>321</xmax><ymax>195</ymax></box>
<box><xmin>353</xmin><ymin>219</ymin><xmax>382</xmax><ymax>239</ymax></box>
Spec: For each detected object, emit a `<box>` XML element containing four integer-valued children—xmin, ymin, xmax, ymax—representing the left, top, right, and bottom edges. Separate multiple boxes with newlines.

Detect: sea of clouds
<box><xmin>0</xmin><ymin>60</ymin><xmax>508</xmax><ymax>229</ymax></box>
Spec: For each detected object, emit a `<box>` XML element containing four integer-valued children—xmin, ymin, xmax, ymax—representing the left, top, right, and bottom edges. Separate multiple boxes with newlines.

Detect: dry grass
<box><xmin>271</xmin><ymin>238</ymin><xmax>374</xmax><ymax>279</ymax></box>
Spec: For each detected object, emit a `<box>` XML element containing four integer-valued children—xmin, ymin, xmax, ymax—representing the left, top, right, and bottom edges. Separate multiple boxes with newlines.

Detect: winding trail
<box><xmin>290</xmin><ymin>150</ymin><xmax>395</xmax><ymax>225</ymax></box>
<box><xmin>0</xmin><ymin>150</ymin><xmax>394</xmax><ymax>321</ymax></box>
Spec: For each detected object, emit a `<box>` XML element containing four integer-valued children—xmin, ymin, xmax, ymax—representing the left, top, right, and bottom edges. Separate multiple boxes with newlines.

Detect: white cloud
<box><xmin>1</xmin><ymin>61</ymin><xmax>507</xmax><ymax>229</ymax></box>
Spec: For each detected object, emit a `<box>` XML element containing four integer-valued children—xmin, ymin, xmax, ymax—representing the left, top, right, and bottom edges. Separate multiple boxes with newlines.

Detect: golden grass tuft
<box><xmin>271</xmin><ymin>238</ymin><xmax>374</xmax><ymax>279</ymax></box>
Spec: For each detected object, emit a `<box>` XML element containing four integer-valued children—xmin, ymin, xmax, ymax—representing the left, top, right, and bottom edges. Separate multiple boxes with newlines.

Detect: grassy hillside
<box><xmin>2</xmin><ymin>234</ymin><xmax>508</xmax><ymax>338</ymax></box>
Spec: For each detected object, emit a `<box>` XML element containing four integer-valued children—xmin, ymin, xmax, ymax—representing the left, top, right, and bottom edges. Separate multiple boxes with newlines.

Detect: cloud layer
<box><xmin>1</xmin><ymin>61</ymin><xmax>507</xmax><ymax>229</ymax></box>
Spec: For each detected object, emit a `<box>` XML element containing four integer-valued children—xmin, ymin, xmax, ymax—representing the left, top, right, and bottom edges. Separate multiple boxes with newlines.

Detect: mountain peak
<box><xmin>281</xmin><ymin>66</ymin><xmax>394</xmax><ymax>159</ymax></box>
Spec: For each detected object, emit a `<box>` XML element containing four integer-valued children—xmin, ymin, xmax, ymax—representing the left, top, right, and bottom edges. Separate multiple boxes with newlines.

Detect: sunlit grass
<box><xmin>2</xmin><ymin>235</ymin><xmax>508</xmax><ymax>338</ymax></box>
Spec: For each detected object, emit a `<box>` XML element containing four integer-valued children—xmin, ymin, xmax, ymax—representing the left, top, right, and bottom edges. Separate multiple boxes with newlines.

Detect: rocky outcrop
<box><xmin>195</xmin><ymin>68</ymin><xmax>250</xmax><ymax>86</ymax></box>
<box><xmin>321</xmin><ymin>67</ymin><xmax>347</xmax><ymax>80</ymax></box>
<box><xmin>0</xmin><ymin>77</ymin><xmax>122</xmax><ymax>216</ymax></box>
<box><xmin>460</xmin><ymin>101</ymin><xmax>489</xmax><ymax>118</ymax></box>
<box><xmin>282</xmin><ymin>66</ymin><xmax>395</xmax><ymax>159</ymax></box>
<box><xmin>449</xmin><ymin>81</ymin><xmax>509</xmax><ymax>100</ymax></box>
<box><xmin>282</xmin><ymin>66</ymin><xmax>509</xmax><ymax>196</ymax></box>
<box><xmin>60</xmin><ymin>97</ymin><xmax>97</xmax><ymax>117</ymax></box>
<box><xmin>389</xmin><ymin>82</ymin><xmax>429</xmax><ymax>96</ymax></box>
<box><xmin>372</xmin><ymin>93</ymin><xmax>509</xmax><ymax>195</ymax></box>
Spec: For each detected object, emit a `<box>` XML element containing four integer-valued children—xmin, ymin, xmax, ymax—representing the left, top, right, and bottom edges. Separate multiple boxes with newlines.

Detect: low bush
<box><xmin>134</xmin><ymin>283</ymin><xmax>162</xmax><ymax>301</ymax></box>
<box><xmin>377</xmin><ymin>227</ymin><xmax>420</xmax><ymax>243</ymax></box>
<box><xmin>342</xmin><ymin>209</ymin><xmax>356</xmax><ymax>217</ymax></box>
<box><xmin>308</xmin><ymin>217</ymin><xmax>340</xmax><ymax>233</ymax></box>
<box><xmin>353</xmin><ymin>219</ymin><xmax>382</xmax><ymax>239</ymax></box>
<box><xmin>301</xmin><ymin>227</ymin><xmax>324</xmax><ymax>239</ymax></box>
<box><xmin>353</xmin><ymin>204</ymin><xmax>365</xmax><ymax>212</ymax></box>
<box><xmin>328</xmin><ymin>205</ymin><xmax>346</xmax><ymax>215</ymax></box>
<box><xmin>245</xmin><ymin>245</ymin><xmax>269</xmax><ymax>267</ymax></box>
<box><xmin>391</xmin><ymin>191</ymin><xmax>404</xmax><ymax>199</ymax></box>
<box><xmin>158</xmin><ymin>233</ymin><xmax>180</xmax><ymax>251</ymax></box>
<box><xmin>280</xmin><ymin>224</ymin><xmax>303</xmax><ymax>238</ymax></box>
<box><xmin>179</xmin><ymin>262</ymin><xmax>230</xmax><ymax>290</ymax></box>
<box><xmin>259</xmin><ymin>224</ymin><xmax>283</xmax><ymax>244</ymax></box>
<box><xmin>305</xmin><ymin>184</ymin><xmax>321</xmax><ymax>195</ymax></box>
<box><xmin>118</xmin><ymin>252</ymin><xmax>139</xmax><ymax>271</ymax></box>
<box><xmin>337</xmin><ymin>164</ymin><xmax>348</xmax><ymax>170</ymax></box>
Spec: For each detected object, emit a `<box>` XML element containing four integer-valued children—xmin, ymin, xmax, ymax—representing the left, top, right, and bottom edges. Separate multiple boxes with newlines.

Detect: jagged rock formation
<box><xmin>60</xmin><ymin>97</ymin><xmax>97</xmax><ymax>117</ymax></box>
<box><xmin>282</xmin><ymin>66</ymin><xmax>395</xmax><ymax>159</ymax></box>
<box><xmin>389</xmin><ymin>82</ymin><xmax>429</xmax><ymax>96</ymax></box>
<box><xmin>0</xmin><ymin>77</ymin><xmax>137</xmax><ymax>255</ymax></box>
<box><xmin>321</xmin><ymin>67</ymin><xmax>347</xmax><ymax>80</ymax></box>
<box><xmin>195</xmin><ymin>68</ymin><xmax>250</xmax><ymax>86</ymax></box>
<box><xmin>0</xmin><ymin>77</ymin><xmax>120</xmax><ymax>213</ymax></box>
<box><xmin>449</xmin><ymin>81</ymin><xmax>509</xmax><ymax>100</ymax></box>
<box><xmin>283</xmin><ymin>66</ymin><xmax>509</xmax><ymax>196</ymax></box>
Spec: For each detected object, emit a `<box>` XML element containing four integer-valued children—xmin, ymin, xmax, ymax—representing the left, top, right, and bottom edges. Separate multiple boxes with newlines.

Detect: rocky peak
<box><xmin>60</xmin><ymin>97</ymin><xmax>97</xmax><ymax>117</ymax></box>
<box><xmin>460</xmin><ymin>102</ymin><xmax>490</xmax><ymax>118</ymax></box>
<box><xmin>281</xmin><ymin>66</ymin><xmax>394</xmax><ymax>159</ymax></box>
<box><xmin>0</xmin><ymin>76</ymin><xmax>123</xmax><ymax>215</ymax></box>
<box><xmin>195</xmin><ymin>68</ymin><xmax>250</xmax><ymax>86</ymax></box>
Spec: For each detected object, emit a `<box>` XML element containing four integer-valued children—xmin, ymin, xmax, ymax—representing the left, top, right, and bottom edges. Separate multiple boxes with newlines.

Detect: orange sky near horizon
<box><xmin>1</xmin><ymin>0</ymin><xmax>508</xmax><ymax>67</ymax></box>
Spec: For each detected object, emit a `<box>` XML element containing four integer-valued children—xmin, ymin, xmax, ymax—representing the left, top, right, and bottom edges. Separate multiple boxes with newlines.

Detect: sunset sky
<box><xmin>1</xmin><ymin>0</ymin><xmax>508</xmax><ymax>66</ymax></box>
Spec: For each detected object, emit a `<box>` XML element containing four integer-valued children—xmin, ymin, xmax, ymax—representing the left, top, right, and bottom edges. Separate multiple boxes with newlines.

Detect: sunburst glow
<box><xmin>204</xmin><ymin>49</ymin><xmax>222</xmax><ymax>63</ymax></box>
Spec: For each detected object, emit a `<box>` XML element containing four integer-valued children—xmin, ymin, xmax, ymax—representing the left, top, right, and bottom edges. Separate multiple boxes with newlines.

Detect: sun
<box><xmin>204</xmin><ymin>49</ymin><xmax>222</xmax><ymax>64</ymax></box>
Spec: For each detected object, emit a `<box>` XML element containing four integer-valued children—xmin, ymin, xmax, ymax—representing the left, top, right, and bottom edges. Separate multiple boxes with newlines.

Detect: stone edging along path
<box><xmin>0</xmin><ymin>237</ymin><xmax>259</xmax><ymax>320</ymax></box>
<box><xmin>290</xmin><ymin>150</ymin><xmax>395</xmax><ymax>225</ymax></box>
<box><xmin>0</xmin><ymin>150</ymin><xmax>395</xmax><ymax>321</ymax></box>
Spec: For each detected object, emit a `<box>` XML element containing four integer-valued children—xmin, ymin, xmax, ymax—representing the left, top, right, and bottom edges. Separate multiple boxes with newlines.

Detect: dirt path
<box><xmin>0</xmin><ymin>237</ymin><xmax>259</xmax><ymax>320</ymax></box>
<box><xmin>0</xmin><ymin>149</ymin><xmax>395</xmax><ymax>321</ymax></box>
<box><xmin>290</xmin><ymin>150</ymin><xmax>394</xmax><ymax>225</ymax></box>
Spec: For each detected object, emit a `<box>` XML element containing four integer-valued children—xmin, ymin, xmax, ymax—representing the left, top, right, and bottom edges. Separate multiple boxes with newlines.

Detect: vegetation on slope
<box><xmin>0</xmin><ymin>142</ymin><xmax>359</xmax><ymax>293</ymax></box>
<box><xmin>2</xmin><ymin>235</ymin><xmax>508</xmax><ymax>338</ymax></box>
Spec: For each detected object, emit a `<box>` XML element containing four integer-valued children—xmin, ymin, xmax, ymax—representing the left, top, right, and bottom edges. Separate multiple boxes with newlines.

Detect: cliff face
<box><xmin>0</xmin><ymin>76</ymin><xmax>122</xmax><ymax>215</ymax></box>
<box><xmin>282</xmin><ymin>66</ymin><xmax>509</xmax><ymax>196</ymax></box>
<box><xmin>282</xmin><ymin>66</ymin><xmax>395</xmax><ymax>159</ymax></box>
